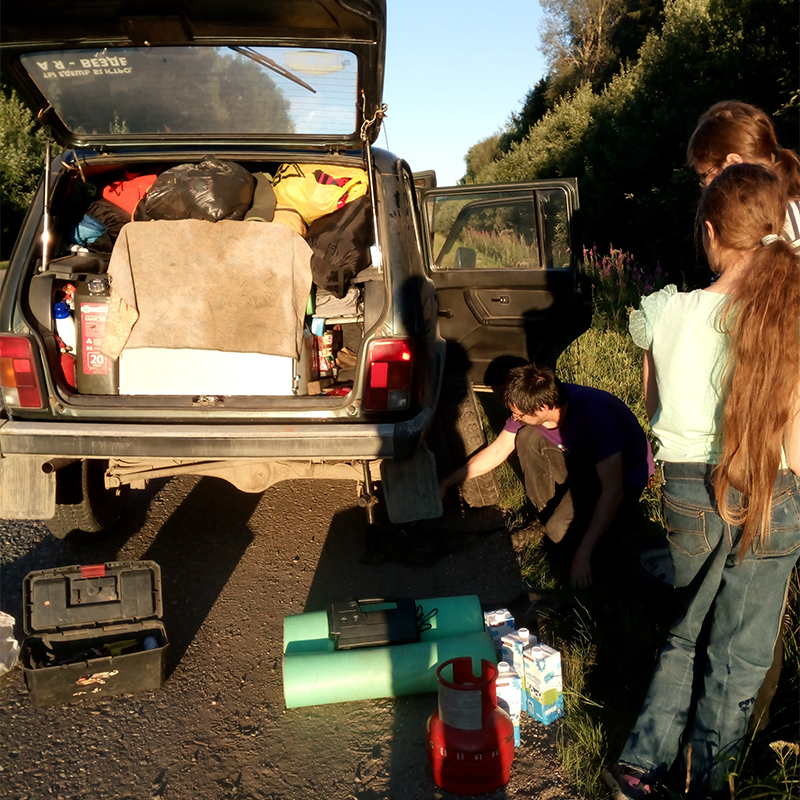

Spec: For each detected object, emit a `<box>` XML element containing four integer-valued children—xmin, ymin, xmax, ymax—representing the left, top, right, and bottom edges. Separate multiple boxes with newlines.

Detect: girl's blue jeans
<box><xmin>619</xmin><ymin>462</ymin><xmax>800</xmax><ymax>797</ymax></box>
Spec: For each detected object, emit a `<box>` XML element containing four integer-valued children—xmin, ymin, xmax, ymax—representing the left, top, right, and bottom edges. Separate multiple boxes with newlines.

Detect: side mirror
<box><xmin>454</xmin><ymin>247</ymin><xmax>477</xmax><ymax>269</ymax></box>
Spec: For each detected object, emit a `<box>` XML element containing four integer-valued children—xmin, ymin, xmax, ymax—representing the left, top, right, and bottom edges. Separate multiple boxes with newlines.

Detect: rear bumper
<box><xmin>0</xmin><ymin>408</ymin><xmax>433</xmax><ymax>462</ymax></box>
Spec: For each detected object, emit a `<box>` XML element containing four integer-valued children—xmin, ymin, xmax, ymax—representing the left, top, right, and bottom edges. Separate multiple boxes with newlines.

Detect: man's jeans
<box><xmin>620</xmin><ymin>462</ymin><xmax>800</xmax><ymax>797</ymax></box>
<box><xmin>515</xmin><ymin>424</ymin><xmax>599</xmax><ymax>544</ymax></box>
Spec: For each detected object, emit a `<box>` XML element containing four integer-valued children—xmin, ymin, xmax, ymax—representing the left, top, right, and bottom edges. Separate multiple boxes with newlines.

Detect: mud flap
<box><xmin>0</xmin><ymin>456</ymin><xmax>56</xmax><ymax>519</ymax></box>
<box><xmin>380</xmin><ymin>442</ymin><xmax>443</xmax><ymax>524</ymax></box>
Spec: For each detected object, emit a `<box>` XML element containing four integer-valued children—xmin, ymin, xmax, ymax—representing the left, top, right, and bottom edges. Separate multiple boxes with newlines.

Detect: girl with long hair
<box><xmin>605</xmin><ymin>164</ymin><xmax>800</xmax><ymax>799</ymax></box>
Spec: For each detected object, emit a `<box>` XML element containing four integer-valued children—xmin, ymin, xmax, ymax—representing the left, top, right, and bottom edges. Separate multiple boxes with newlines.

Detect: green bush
<box><xmin>0</xmin><ymin>87</ymin><xmax>47</xmax><ymax>259</ymax></box>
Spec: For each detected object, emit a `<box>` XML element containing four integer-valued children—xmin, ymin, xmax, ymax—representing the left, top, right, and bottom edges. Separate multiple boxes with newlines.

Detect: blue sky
<box><xmin>381</xmin><ymin>1</ymin><xmax>548</xmax><ymax>186</ymax></box>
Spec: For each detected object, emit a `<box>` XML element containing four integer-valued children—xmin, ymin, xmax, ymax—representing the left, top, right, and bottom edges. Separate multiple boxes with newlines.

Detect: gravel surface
<box><xmin>0</xmin><ymin>475</ymin><xmax>581</xmax><ymax>799</ymax></box>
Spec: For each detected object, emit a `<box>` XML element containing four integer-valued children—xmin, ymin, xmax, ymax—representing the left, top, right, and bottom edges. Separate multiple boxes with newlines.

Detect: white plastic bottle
<box><xmin>53</xmin><ymin>302</ymin><xmax>77</xmax><ymax>352</ymax></box>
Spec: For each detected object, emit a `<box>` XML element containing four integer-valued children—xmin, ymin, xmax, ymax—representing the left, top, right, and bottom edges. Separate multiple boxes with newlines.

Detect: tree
<box><xmin>495</xmin><ymin>0</ymin><xmax>664</xmax><ymax>156</ymax></box>
<box><xmin>539</xmin><ymin>0</ymin><xmax>626</xmax><ymax>90</ymax></box>
<box><xmin>0</xmin><ymin>85</ymin><xmax>47</xmax><ymax>258</ymax></box>
<box><xmin>463</xmin><ymin>134</ymin><xmax>503</xmax><ymax>184</ymax></box>
<box><xmin>498</xmin><ymin>78</ymin><xmax>555</xmax><ymax>153</ymax></box>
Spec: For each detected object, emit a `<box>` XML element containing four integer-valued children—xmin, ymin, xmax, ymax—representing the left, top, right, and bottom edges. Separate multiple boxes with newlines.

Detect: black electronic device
<box><xmin>327</xmin><ymin>597</ymin><xmax>420</xmax><ymax>650</ymax></box>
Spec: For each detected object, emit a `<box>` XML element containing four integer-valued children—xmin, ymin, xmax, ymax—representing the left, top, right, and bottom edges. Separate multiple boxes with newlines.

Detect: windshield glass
<box><xmin>20</xmin><ymin>46</ymin><xmax>358</xmax><ymax>137</ymax></box>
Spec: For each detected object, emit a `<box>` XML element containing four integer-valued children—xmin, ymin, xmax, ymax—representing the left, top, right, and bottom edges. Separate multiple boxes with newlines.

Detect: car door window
<box><xmin>539</xmin><ymin>188</ymin><xmax>571</xmax><ymax>269</ymax></box>
<box><xmin>427</xmin><ymin>187</ymin><xmax>571</xmax><ymax>271</ymax></box>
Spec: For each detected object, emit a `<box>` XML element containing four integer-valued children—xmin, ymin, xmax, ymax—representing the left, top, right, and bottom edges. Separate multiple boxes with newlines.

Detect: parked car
<box><xmin>0</xmin><ymin>0</ymin><xmax>591</xmax><ymax>537</ymax></box>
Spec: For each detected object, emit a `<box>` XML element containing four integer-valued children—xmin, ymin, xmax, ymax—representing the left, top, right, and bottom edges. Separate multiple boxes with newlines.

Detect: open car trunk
<box><xmin>25</xmin><ymin>152</ymin><xmax>382</xmax><ymax>410</ymax></box>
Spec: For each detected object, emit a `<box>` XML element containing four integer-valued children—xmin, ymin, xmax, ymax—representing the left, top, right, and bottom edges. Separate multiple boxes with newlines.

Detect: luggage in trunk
<box><xmin>102</xmin><ymin>219</ymin><xmax>313</xmax><ymax>396</ymax></box>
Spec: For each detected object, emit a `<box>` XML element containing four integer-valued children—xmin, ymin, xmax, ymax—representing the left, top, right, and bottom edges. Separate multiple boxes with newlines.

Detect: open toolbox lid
<box><xmin>23</xmin><ymin>560</ymin><xmax>163</xmax><ymax>636</ymax></box>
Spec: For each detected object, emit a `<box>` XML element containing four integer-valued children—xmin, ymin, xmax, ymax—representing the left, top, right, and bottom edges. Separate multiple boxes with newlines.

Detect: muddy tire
<box><xmin>432</xmin><ymin>373</ymin><xmax>501</xmax><ymax>508</ymax></box>
<box><xmin>46</xmin><ymin>460</ymin><xmax>129</xmax><ymax>539</ymax></box>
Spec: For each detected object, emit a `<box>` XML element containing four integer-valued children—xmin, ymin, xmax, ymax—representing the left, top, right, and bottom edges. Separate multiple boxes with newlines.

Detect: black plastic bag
<box><xmin>144</xmin><ymin>158</ymin><xmax>255</xmax><ymax>222</ymax></box>
<box><xmin>85</xmin><ymin>198</ymin><xmax>131</xmax><ymax>239</ymax></box>
<box><xmin>305</xmin><ymin>196</ymin><xmax>372</xmax><ymax>298</ymax></box>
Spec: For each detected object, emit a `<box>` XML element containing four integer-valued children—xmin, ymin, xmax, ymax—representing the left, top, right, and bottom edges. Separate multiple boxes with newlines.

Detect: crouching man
<box><xmin>441</xmin><ymin>363</ymin><xmax>654</xmax><ymax>587</ymax></box>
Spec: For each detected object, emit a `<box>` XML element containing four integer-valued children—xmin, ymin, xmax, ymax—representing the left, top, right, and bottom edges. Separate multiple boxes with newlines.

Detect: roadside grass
<box><xmin>482</xmin><ymin>317</ymin><xmax>800</xmax><ymax>799</ymax></box>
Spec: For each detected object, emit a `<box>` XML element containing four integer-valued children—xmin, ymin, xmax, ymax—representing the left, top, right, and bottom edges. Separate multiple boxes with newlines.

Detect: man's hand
<box><xmin>570</xmin><ymin>546</ymin><xmax>593</xmax><ymax>587</ymax></box>
<box><xmin>439</xmin><ymin>475</ymin><xmax>455</xmax><ymax>499</ymax></box>
<box><xmin>572</xmin><ymin>451</ymin><xmax>624</xmax><ymax>587</ymax></box>
<box><xmin>440</xmin><ymin>429</ymin><xmax>517</xmax><ymax>498</ymax></box>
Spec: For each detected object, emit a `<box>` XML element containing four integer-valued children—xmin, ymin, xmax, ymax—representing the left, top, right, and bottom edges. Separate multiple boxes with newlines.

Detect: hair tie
<box><xmin>761</xmin><ymin>233</ymin><xmax>780</xmax><ymax>246</ymax></box>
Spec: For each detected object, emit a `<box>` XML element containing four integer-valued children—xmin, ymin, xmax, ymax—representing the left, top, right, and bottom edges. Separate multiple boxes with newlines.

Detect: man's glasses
<box><xmin>698</xmin><ymin>165</ymin><xmax>721</xmax><ymax>187</ymax></box>
<box><xmin>510</xmin><ymin>410</ymin><xmax>526</xmax><ymax>422</ymax></box>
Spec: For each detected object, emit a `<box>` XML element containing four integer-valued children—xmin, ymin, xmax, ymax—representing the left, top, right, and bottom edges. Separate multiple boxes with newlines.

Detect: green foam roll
<box><xmin>282</xmin><ymin>630</ymin><xmax>496</xmax><ymax>708</ymax></box>
<box><xmin>283</xmin><ymin>595</ymin><xmax>484</xmax><ymax>655</ymax></box>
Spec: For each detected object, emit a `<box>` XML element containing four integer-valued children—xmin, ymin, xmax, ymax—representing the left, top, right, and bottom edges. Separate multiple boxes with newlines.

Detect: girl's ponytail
<box><xmin>774</xmin><ymin>147</ymin><xmax>800</xmax><ymax>198</ymax></box>
<box><xmin>702</xmin><ymin>165</ymin><xmax>800</xmax><ymax>555</ymax></box>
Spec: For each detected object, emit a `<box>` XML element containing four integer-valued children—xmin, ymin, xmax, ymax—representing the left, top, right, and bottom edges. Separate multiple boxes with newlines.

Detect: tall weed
<box><xmin>582</xmin><ymin>245</ymin><xmax>669</xmax><ymax>333</ymax></box>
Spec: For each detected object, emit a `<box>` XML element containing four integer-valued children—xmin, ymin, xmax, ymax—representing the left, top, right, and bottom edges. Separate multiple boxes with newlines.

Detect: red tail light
<box><xmin>0</xmin><ymin>336</ymin><xmax>44</xmax><ymax>409</ymax></box>
<box><xmin>363</xmin><ymin>339</ymin><xmax>413</xmax><ymax>411</ymax></box>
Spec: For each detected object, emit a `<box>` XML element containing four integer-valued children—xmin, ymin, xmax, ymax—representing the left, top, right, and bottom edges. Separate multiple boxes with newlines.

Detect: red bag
<box><xmin>102</xmin><ymin>172</ymin><xmax>157</xmax><ymax>215</ymax></box>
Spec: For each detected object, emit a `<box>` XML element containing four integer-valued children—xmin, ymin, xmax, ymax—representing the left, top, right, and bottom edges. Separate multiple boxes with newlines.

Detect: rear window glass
<box><xmin>20</xmin><ymin>46</ymin><xmax>358</xmax><ymax>138</ymax></box>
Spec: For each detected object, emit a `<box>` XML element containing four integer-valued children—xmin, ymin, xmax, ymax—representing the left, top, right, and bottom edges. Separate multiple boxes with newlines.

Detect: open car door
<box><xmin>421</xmin><ymin>180</ymin><xmax>592</xmax><ymax>388</ymax></box>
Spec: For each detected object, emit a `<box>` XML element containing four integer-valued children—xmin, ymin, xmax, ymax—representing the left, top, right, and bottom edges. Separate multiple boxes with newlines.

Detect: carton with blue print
<box><xmin>495</xmin><ymin>661</ymin><xmax>523</xmax><ymax>747</ymax></box>
<box><xmin>523</xmin><ymin>643</ymin><xmax>564</xmax><ymax>725</ymax></box>
<box><xmin>500</xmin><ymin>627</ymin><xmax>537</xmax><ymax>710</ymax></box>
<box><xmin>483</xmin><ymin>608</ymin><xmax>514</xmax><ymax>659</ymax></box>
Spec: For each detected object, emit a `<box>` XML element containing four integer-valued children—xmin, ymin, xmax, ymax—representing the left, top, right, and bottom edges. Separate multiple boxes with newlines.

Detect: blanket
<box><xmin>101</xmin><ymin>220</ymin><xmax>312</xmax><ymax>360</ymax></box>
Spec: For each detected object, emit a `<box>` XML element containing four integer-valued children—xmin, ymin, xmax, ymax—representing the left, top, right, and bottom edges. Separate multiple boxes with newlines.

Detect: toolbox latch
<box><xmin>81</xmin><ymin>564</ymin><xmax>106</xmax><ymax>579</ymax></box>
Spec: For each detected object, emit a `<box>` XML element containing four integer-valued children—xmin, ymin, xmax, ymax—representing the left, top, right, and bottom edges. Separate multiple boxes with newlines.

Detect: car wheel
<box><xmin>433</xmin><ymin>373</ymin><xmax>500</xmax><ymax>508</ymax></box>
<box><xmin>46</xmin><ymin>460</ymin><xmax>130</xmax><ymax>539</ymax></box>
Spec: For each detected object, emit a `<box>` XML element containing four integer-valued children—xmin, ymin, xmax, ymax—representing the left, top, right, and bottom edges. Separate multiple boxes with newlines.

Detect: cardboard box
<box><xmin>21</xmin><ymin>561</ymin><xmax>168</xmax><ymax>707</ymax></box>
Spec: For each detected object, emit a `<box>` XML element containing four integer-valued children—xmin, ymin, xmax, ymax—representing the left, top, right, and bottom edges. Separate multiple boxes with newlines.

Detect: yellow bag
<box><xmin>271</xmin><ymin>163</ymin><xmax>369</xmax><ymax>226</ymax></box>
<box><xmin>272</xmin><ymin>207</ymin><xmax>307</xmax><ymax>237</ymax></box>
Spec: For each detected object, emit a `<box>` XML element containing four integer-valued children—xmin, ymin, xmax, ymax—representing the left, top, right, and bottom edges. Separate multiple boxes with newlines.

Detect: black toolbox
<box><xmin>21</xmin><ymin>560</ymin><xmax>168</xmax><ymax>707</ymax></box>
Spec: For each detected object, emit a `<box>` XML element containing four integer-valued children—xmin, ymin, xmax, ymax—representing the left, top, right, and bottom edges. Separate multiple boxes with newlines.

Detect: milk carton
<box><xmin>483</xmin><ymin>609</ymin><xmax>514</xmax><ymax>659</ymax></box>
<box><xmin>523</xmin><ymin>643</ymin><xmax>564</xmax><ymax>725</ymax></box>
<box><xmin>500</xmin><ymin>627</ymin><xmax>537</xmax><ymax>709</ymax></box>
<box><xmin>495</xmin><ymin>661</ymin><xmax>522</xmax><ymax>747</ymax></box>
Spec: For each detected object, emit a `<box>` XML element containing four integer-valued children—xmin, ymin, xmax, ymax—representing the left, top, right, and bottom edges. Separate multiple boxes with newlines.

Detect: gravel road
<box><xmin>0</xmin><ymin>475</ymin><xmax>580</xmax><ymax>799</ymax></box>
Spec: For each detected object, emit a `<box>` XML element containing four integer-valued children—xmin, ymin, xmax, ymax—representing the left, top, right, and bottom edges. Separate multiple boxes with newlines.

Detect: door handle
<box><xmin>438</xmin><ymin>309</ymin><xmax>453</xmax><ymax>318</ymax></box>
<box><xmin>491</xmin><ymin>296</ymin><xmax>510</xmax><ymax>304</ymax></box>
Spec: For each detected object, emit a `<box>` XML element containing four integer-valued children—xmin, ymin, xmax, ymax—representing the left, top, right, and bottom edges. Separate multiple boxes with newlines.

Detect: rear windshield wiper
<box><xmin>229</xmin><ymin>46</ymin><xmax>316</xmax><ymax>94</ymax></box>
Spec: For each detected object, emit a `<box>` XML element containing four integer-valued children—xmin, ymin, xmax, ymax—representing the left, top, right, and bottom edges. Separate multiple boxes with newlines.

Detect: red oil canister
<box><xmin>426</xmin><ymin>657</ymin><xmax>515</xmax><ymax>795</ymax></box>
